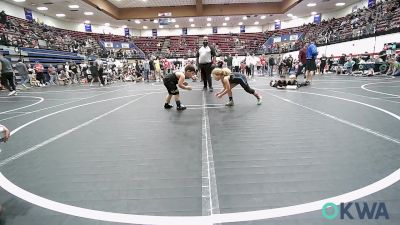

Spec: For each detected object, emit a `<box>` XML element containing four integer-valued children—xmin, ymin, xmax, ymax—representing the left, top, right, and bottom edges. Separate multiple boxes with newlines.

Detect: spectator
<box><xmin>34</xmin><ymin>61</ymin><xmax>45</xmax><ymax>86</ymax></box>
<box><xmin>296</xmin><ymin>44</ymin><xmax>307</xmax><ymax>77</ymax></box>
<box><xmin>47</xmin><ymin>64</ymin><xmax>57</xmax><ymax>85</ymax></box>
<box><xmin>15</xmin><ymin>59</ymin><xmax>30</xmax><ymax>89</ymax></box>
<box><xmin>0</xmin><ymin>53</ymin><xmax>17</xmax><ymax>95</ymax></box>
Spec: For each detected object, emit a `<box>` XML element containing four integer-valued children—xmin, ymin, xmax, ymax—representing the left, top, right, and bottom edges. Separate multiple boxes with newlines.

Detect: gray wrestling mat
<box><xmin>0</xmin><ymin>74</ymin><xmax>399</xmax><ymax>225</ymax></box>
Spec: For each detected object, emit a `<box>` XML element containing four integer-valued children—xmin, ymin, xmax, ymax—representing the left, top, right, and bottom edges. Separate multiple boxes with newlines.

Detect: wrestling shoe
<box><xmin>164</xmin><ymin>103</ymin><xmax>174</xmax><ymax>109</ymax></box>
<box><xmin>225</xmin><ymin>100</ymin><xmax>234</xmax><ymax>106</ymax></box>
<box><xmin>177</xmin><ymin>105</ymin><xmax>187</xmax><ymax>111</ymax></box>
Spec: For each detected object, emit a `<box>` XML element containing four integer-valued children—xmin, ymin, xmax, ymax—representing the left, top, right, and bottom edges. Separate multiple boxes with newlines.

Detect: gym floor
<box><xmin>0</xmin><ymin>74</ymin><xmax>399</xmax><ymax>225</ymax></box>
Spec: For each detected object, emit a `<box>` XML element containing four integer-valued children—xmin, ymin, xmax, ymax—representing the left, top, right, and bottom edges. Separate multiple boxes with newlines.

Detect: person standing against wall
<box><xmin>232</xmin><ymin>54</ymin><xmax>240</xmax><ymax>73</ymax></box>
<box><xmin>225</xmin><ymin>53</ymin><xmax>233</xmax><ymax>72</ymax></box>
<box><xmin>320</xmin><ymin>54</ymin><xmax>328</xmax><ymax>75</ymax></box>
<box><xmin>296</xmin><ymin>44</ymin><xmax>307</xmax><ymax>77</ymax></box>
<box><xmin>0</xmin><ymin>53</ymin><xmax>17</xmax><ymax>95</ymax></box>
<box><xmin>15</xmin><ymin>59</ymin><xmax>29</xmax><ymax>88</ymax></box>
<box><xmin>268</xmin><ymin>55</ymin><xmax>275</xmax><ymax>76</ymax></box>
<box><xmin>259</xmin><ymin>54</ymin><xmax>266</xmax><ymax>76</ymax></box>
<box><xmin>196</xmin><ymin>36</ymin><xmax>216</xmax><ymax>92</ymax></box>
<box><xmin>305</xmin><ymin>41</ymin><xmax>318</xmax><ymax>84</ymax></box>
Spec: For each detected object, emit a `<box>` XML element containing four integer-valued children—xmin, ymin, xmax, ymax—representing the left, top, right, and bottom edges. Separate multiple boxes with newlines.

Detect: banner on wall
<box><xmin>104</xmin><ymin>42</ymin><xmax>113</xmax><ymax>48</ymax></box>
<box><xmin>158</xmin><ymin>12</ymin><xmax>172</xmax><ymax>17</ymax></box>
<box><xmin>159</xmin><ymin>18</ymin><xmax>170</xmax><ymax>25</ymax></box>
<box><xmin>289</xmin><ymin>34</ymin><xmax>298</xmax><ymax>41</ymax></box>
<box><xmin>152</xmin><ymin>29</ymin><xmax>157</xmax><ymax>37</ymax></box>
<box><xmin>274</xmin><ymin>21</ymin><xmax>281</xmax><ymax>30</ymax></box>
<box><xmin>240</xmin><ymin>25</ymin><xmax>245</xmax><ymax>33</ymax></box>
<box><xmin>124</xmin><ymin>28</ymin><xmax>130</xmax><ymax>36</ymax></box>
<box><xmin>273</xmin><ymin>36</ymin><xmax>281</xmax><ymax>43</ymax></box>
<box><xmin>24</xmin><ymin>8</ymin><xmax>33</xmax><ymax>22</ymax></box>
<box><xmin>84</xmin><ymin>24</ymin><xmax>92</xmax><ymax>32</ymax></box>
<box><xmin>313</xmin><ymin>14</ymin><xmax>321</xmax><ymax>24</ymax></box>
<box><xmin>213</xmin><ymin>27</ymin><xmax>218</xmax><ymax>34</ymax></box>
<box><xmin>182</xmin><ymin>28</ymin><xmax>187</xmax><ymax>35</ymax></box>
<box><xmin>368</xmin><ymin>0</ymin><xmax>376</xmax><ymax>8</ymax></box>
<box><xmin>38</xmin><ymin>40</ymin><xmax>47</xmax><ymax>47</ymax></box>
<box><xmin>121</xmin><ymin>43</ymin><xmax>130</xmax><ymax>48</ymax></box>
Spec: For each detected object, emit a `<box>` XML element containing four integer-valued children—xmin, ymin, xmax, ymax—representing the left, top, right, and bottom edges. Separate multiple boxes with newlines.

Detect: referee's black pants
<box><xmin>199</xmin><ymin>63</ymin><xmax>212</xmax><ymax>88</ymax></box>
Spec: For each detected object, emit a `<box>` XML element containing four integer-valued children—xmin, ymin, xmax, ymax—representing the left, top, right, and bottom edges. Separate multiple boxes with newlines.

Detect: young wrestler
<box><xmin>212</xmin><ymin>67</ymin><xmax>262</xmax><ymax>106</ymax></box>
<box><xmin>163</xmin><ymin>65</ymin><xmax>196</xmax><ymax>111</ymax></box>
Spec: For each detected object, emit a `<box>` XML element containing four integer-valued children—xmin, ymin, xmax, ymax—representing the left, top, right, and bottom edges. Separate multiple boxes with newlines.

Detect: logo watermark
<box><xmin>322</xmin><ymin>202</ymin><xmax>389</xmax><ymax>220</ymax></box>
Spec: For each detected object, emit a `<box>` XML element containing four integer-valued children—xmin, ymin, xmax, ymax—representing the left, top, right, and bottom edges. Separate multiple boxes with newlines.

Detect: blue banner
<box><xmin>24</xmin><ymin>8</ymin><xmax>33</xmax><ymax>22</ymax></box>
<box><xmin>182</xmin><ymin>28</ymin><xmax>187</xmax><ymax>35</ymax></box>
<box><xmin>240</xmin><ymin>25</ymin><xmax>245</xmax><ymax>33</ymax></box>
<box><xmin>313</xmin><ymin>14</ymin><xmax>321</xmax><ymax>24</ymax></box>
<box><xmin>152</xmin><ymin>29</ymin><xmax>157</xmax><ymax>37</ymax></box>
<box><xmin>368</xmin><ymin>0</ymin><xmax>376</xmax><ymax>8</ymax></box>
<box><xmin>274</xmin><ymin>21</ymin><xmax>281</xmax><ymax>30</ymax></box>
<box><xmin>124</xmin><ymin>28</ymin><xmax>130</xmax><ymax>36</ymax></box>
<box><xmin>212</xmin><ymin>27</ymin><xmax>217</xmax><ymax>34</ymax></box>
<box><xmin>84</xmin><ymin>24</ymin><xmax>92</xmax><ymax>32</ymax></box>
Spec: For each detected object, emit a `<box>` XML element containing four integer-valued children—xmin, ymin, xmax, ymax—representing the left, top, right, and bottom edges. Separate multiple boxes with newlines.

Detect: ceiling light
<box><xmin>287</xmin><ymin>14</ymin><xmax>293</xmax><ymax>17</ymax></box>
<box><xmin>13</xmin><ymin>0</ymin><xmax>26</xmax><ymax>2</ymax></box>
<box><xmin>122</xmin><ymin>25</ymin><xmax>127</xmax><ymax>28</ymax></box>
<box><xmin>242</xmin><ymin>16</ymin><xmax>247</xmax><ymax>20</ymax></box>
<box><xmin>142</xmin><ymin>0</ymin><xmax>147</xmax><ymax>1</ymax></box>
<box><xmin>191</xmin><ymin>24</ymin><xmax>195</xmax><ymax>27</ymax></box>
<box><xmin>37</xmin><ymin>6</ymin><xmax>48</xmax><ymax>11</ymax></box>
<box><xmin>84</xmin><ymin>12</ymin><xmax>93</xmax><ymax>16</ymax></box>
<box><xmin>307</xmin><ymin>3</ymin><xmax>316</xmax><ymax>7</ymax></box>
<box><xmin>292</xmin><ymin>16</ymin><xmax>298</xmax><ymax>19</ymax></box>
<box><xmin>238</xmin><ymin>22</ymin><xmax>243</xmax><ymax>25</ymax></box>
<box><xmin>336</xmin><ymin>3</ymin><xmax>345</xmax><ymax>6</ymax></box>
<box><xmin>261</xmin><ymin>15</ymin><xmax>266</xmax><ymax>19</ymax></box>
<box><xmin>171</xmin><ymin>19</ymin><xmax>176</xmax><ymax>23</ymax></box>
<box><xmin>274</xmin><ymin>19</ymin><xmax>280</xmax><ymax>22</ymax></box>
<box><xmin>254</xmin><ymin>21</ymin><xmax>259</xmax><ymax>25</ymax></box>
<box><xmin>207</xmin><ymin>23</ymin><xmax>211</xmax><ymax>26</ymax></box>
<box><xmin>159</xmin><ymin>25</ymin><xmax>164</xmax><ymax>28</ymax></box>
<box><xmin>68</xmin><ymin>5</ymin><xmax>79</xmax><ymax>9</ymax></box>
<box><xmin>311</xmin><ymin>11</ymin><xmax>317</xmax><ymax>15</ymax></box>
<box><xmin>134</xmin><ymin>20</ymin><xmax>141</xmax><ymax>24</ymax></box>
<box><xmin>189</xmin><ymin>18</ymin><xmax>194</xmax><ymax>22</ymax></box>
<box><xmin>225</xmin><ymin>17</ymin><xmax>230</xmax><ymax>21</ymax></box>
<box><xmin>105</xmin><ymin>23</ymin><xmax>110</xmax><ymax>26</ymax></box>
<box><xmin>143</xmin><ymin>25</ymin><xmax>148</xmax><ymax>29</ymax></box>
<box><xmin>153</xmin><ymin>19</ymin><xmax>158</xmax><ymax>23</ymax></box>
<box><xmin>175</xmin><ymin>24</ymin><xmax>179</xmax><ymax>28</ymax></box>
<box><xmin>222</xmin><ymin>22</ymin><xmax>227</xmax><ymax>26</ymax></box>
<box><xmin>207</xmin><ymin>17</ymin><xmax>212</xmax><ymax>21</ymax></box>
<box><xmin>84</xmin><ymin>20</ymin><xmax>90</xmax><ymax>24</ymax></box>
<box><xmin>56</xmin><ymin>13</ymin><xmax>65</xmax><ymax>17</ymax></box>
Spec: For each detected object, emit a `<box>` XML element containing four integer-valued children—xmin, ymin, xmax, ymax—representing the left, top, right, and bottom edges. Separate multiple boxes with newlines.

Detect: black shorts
<box><xmin>163</xmin><ymin>78</ymin><xmax>179</xmax><ymax>95</ymax></box>
<box><xmin>306</xmin><ymin>59</ymin><xmax>317</xmax><ymax>71</ymax></box>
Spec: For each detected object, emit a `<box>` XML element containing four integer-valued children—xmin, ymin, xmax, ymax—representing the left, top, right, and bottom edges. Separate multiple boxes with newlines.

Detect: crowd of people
<box><xmin>262</xmin><ymin>0</ymin><xmax>400</xmax><ymax>54</ymax></box>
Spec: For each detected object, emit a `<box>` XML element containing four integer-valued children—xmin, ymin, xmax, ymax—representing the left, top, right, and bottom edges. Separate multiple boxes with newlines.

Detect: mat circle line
<box><xmin>0</xmin><ymin>91</ymin><xmax>399</xmax><ymax>225</ymax></box>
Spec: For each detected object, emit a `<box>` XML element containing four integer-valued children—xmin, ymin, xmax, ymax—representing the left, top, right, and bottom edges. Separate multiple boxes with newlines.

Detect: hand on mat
<box><xmin>186</xmin><ymin>86</ymin><xmax>192</xmax><ymax>91</ymax></box>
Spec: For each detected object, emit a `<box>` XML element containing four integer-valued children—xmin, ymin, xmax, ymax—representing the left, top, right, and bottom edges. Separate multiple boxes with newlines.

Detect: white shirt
<box><xmin>198</xmin><ymin>46</ymin><xmax>213</xmax><ymax>64</ymax></box>
<box><xmin>232</xmin><ymin>57</ymin><xmax>240</xmax><ymax>67</ymax></box>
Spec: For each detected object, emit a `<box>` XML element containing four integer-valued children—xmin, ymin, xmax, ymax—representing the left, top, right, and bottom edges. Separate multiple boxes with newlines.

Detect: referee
<box><xmin>196</xmin><ymin>36</ymin><xmax>216</xmax><ymax>92</ymax></box>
